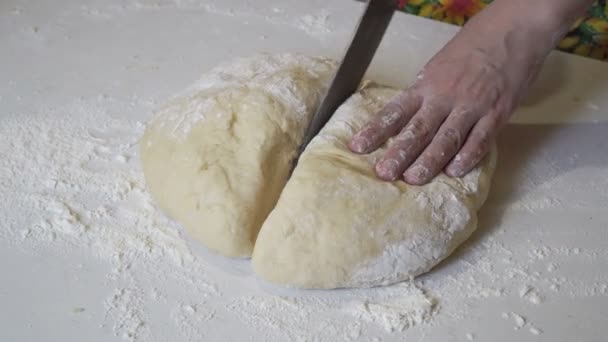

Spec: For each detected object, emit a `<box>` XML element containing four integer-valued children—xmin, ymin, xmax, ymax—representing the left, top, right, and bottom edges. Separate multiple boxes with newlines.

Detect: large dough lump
<box><xmin>140</xmin><ymin>54</ymin><xmax>336</xmax><ymax>257</ymax></box>
<box><xmin>141</xmin><ymin>54</ymin><xmax>497</xmax><ymax>288</ymax></box>
<box><xmin>251</xmin><ymin>84</ymin><xmax>496</xmax><ymax>288</ymax></box>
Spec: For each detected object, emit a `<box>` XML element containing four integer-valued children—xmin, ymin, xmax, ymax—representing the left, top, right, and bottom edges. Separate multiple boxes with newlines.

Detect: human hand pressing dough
<box><xmin>350</xmin><ymin>0</ymin><xmax>594</xmax><ymax>184</ymax></box>
<box><xmin>252</xmin><ymin>83</ymin><xmax>497</xmax><ymax>288</ymax></box>
<box><xmin>350</xmin><ymin>43</ymin><xmax>521</xmax><ymax>184</ymax></box>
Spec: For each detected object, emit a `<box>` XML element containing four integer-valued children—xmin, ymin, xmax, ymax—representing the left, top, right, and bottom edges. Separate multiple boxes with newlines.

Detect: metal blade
<box><xmin>292</xmin><ymin>0</ymin><xmax>396</xmax><ymax>169</ymax></box>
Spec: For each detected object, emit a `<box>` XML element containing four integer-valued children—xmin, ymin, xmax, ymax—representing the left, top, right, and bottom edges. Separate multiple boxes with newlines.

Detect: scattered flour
<box><xmin>519</xmin><ymin>285</ymin><xmax>544</xmax><ymax>305</ymax></box>
<box><xmin>170</xmin><ymin>303</ymin><xmax>216</xmax><ymax>342</ymax></box>
<box><xmin>3</xmin><ymin>1</ymin><xmax>608</xmax><ymax>341</ymax></box>
<box><xmin>501</xmin><ymin>312</ymin><xmax>544</xmax><ymax>336</ymax></box>
<box><xmin>104</xmin><ymin>288</ymin><xmax>148</xmax><ymax>341</ymax></box>
<box><xmin>296</xmin><ymin>10</ymin><xmax>332</xmax><ymax>37</ymax></box>
<box><xmin>529</xmin><ymin>326</ymin><xmax>543</xmax><ymax>335</ymax></box>
<box><xmin>0</xmin><ymin>94</ymin><xmax>438</xmax><ymax>341</ymax></box>
<box><xmin>511</xmin><ymin>312</ymin><xmax>526</xmax><ymax>330</ymax></box>
<box><xmin>228</xmin><ymin>282</ymin><xmax>436</xmax><ymax>341</ymax></box>
<box><xmin>345</xmin><ymin>283</ymin><xmax>437</xmax><ymax>333</ymax></box>
<box><xmin>78</xmin><ymin>0</ymin><xmax>337</xmax><ymax>40</ymax></box>
<box><xmin>0</xmin><ymin>97</ymin><xmax>219</xmax><ymax>341</ymax></box>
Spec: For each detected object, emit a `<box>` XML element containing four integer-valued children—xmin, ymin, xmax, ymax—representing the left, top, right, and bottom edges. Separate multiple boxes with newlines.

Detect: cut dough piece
<box><xmin>252</xmin><ymin>84</ymin><xmax>497</xmax><ymax>288</ymax></box>
<box><xmin>140</xmin><ymin>54</ymin><xmax>336</xmax><ymax>257</ymax></box>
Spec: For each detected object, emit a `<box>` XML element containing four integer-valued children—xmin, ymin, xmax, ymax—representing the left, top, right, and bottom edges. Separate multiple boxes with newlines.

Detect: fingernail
<box><xmin>445</xmin><ymin>163</ymin><xmax>465</xmax><ymax>177</ymax></box>
<box><xmin>350</xmin><ymin>136</ymin><xmax>370</xmax><ymax>153</ymax></box>
<box><xmin>448</xmin><ymin>166</ymin><xmax>466</xmax><ymax>177</ymax></box>
<box><xmin>404</xmin><ymin>164</ymin><xmax>429</xmax><ymax>184</ymax></box>
<box><xmin>376</xmin><ymin>159</ymin><xmax>399</xmax><ymax>180</ymax></box>
<box><xmin>446</xmin><ymin>154</ymin><xmax>465</xmax><ymax>177</ymax></box>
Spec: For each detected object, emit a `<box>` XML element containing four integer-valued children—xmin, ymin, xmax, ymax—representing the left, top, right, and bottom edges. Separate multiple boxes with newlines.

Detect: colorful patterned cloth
<box><xmin>397</xmin><ymin>0</ymin><xmax>608</xmax><ymax>61</ymax></box>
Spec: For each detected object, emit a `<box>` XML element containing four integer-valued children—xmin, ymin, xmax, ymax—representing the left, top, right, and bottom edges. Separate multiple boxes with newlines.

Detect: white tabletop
<box><xmin>1</xmin><ymin>1</ymin><xmax>608</xmax><ymax>341</ymax></box>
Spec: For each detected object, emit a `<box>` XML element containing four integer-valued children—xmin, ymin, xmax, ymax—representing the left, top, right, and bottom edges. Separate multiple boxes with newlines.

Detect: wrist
<box><xmin>464</xmin><ymin>1</ymin><xmax>566</xmax><ymax>51</ymax></box>
<box><xmin>457</xmin><ymin>0</ymin><xmax>586</xmax><ymax>64</ymax></box>
<box><xmin>480</xmin><ymin>0</ymin><xmax>595</xmax><ymax>43</ymax></box>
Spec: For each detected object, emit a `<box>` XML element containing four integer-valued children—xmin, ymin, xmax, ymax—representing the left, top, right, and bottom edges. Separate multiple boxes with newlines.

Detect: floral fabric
<box><xmin>397</xmin><ymin>0</ymin><xmax>608</xmax><ymax>61</ymax></box>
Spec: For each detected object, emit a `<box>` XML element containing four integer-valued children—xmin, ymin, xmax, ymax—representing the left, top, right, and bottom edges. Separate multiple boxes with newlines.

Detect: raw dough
<box><xmin>140</xmin><ymin>54</ymin><xmax>336</xmax><ymax>257</ymax></box>
<box><xmin>252</xmin><ymin>84</ymin><xmax>497</xmax><ymax>289</ymax></box>
<box><xmin>141</xmin><ymin>53</ymin><xmax>496</xmax><ymax>287</ymax></box>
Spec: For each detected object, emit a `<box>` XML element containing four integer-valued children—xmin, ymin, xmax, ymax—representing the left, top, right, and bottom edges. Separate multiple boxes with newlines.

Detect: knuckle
<box><xmin>455</xmin><ymin>155</ymin><xmax>476</xmax><ymax>174</ymax></box>
<box><xmin>407</xmin><ymin>119</ymin><xmax>433</xmax><ymax>140</ymax></box>
<box><xmin>354</xmin><ymin>126</ymin><xmax>374</xmax><ymax>140</ymax></box>
<box><xmin>474</xmin><ymin>130</ymin><xmax>491</xmax><ymax>148</ymax></box>
<box><xmin>384</xmin><ymin>92</ymin><xmax>411</xmax><ymax>113</ymax></box>
<box><xmin>451</xmin><ymin>107</ymin><xmax>477</xmax><ymax>121</ymax></box>
<box><xmin>470</xmin><ymin>138</ymin><xmax>490</xmax><ymax>159</ymax></box>
<box><xmin>494</xmin><ymin>99</ymin><xmax>517</xmax><ymax>118</ymax></box>
<box><xmin>441</xmin><ymin>127</ymin><xmax>462</xmax><ymax>149</ymax></box>
<box><xmin>484</xmin><ymin>113</ymin><xmax>503</xmax><ymax>130</ymax></box>
<box><xmin>384</xmin><ymin>91</ymin><xmax>422</xmax><ymax>115</ymax></box>
<box><xmin>378</xmin><ymin>106</ymin><xmax>404</xmax><ymax>128</ymax></box>
<box><xmin>365</xmin><ymin>116</ymin><xmax>388</xmax><ymax>133</ymax></box>
<box><xmin>382</xmin><ymin>101</ymin><xmax>404</xmax><ymax>116</ymax></box>
<box><xmin>422</xmin><ymin>155</ymin><xmax>441</xmax><ymax>172</ymax></box>
<box><xmin>393</xmin><ymin>148</ymin><xmax>409</xmax><ymax>163</ymax></box>
<box><xmin>424</xmin><ymin>100</ymin><xmax>450</xmax><ymax>115</ymax></box>
<box><xmin>469</xmin><ymin>148</ymin><xmax>487</xmax><ymax>163</ymax></box>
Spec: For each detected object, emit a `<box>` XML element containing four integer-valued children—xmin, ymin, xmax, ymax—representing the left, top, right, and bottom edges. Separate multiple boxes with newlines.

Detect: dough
<box><xmin>140</xmin><ymin>54</ymin><xmax>336</xmax><ymax>257</ymax></box>
<box><xmin>252</xmin><ymin>84</ymin><xmax>497</xmax><ymax>289</ymax></box>
<box><xmin>141</xmin><ymin>53</ymin><xmax>497</xmax><ymax>288</ymax></box>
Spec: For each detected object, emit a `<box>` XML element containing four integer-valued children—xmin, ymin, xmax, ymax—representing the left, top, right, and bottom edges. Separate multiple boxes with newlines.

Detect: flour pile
<box><xmin>0</xmin><ymin>95</ymin><xmax>438</xmax><ymax>341</ymax></box>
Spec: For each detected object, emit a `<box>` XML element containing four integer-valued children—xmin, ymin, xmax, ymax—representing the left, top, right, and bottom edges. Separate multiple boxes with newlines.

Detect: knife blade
<box><xmin>292</xmin><ymin>0</ymin><xmax>397</xmax><ymax>170</ymax></box>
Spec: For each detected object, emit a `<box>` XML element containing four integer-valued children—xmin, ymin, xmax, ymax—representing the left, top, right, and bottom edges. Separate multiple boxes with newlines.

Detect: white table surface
<box><xmin>2</xmin><ymin>1</ymin><xmax>608</xmax><ymax>341</ymax></box>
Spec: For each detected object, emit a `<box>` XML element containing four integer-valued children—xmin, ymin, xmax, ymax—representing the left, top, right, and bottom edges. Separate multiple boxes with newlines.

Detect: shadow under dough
<box><xmin>426</xmin><ymin>121</ymin><xmax>608</xmax><ymax>278</ymax></box>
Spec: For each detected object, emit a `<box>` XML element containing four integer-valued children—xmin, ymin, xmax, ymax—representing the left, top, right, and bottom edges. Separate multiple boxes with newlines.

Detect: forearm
<box><xmin>533</xmin><ymin>0</ymin><xmax>596</xmax><ymax>28</ymax></box>
<box><xmin>431</xmin><ymin>0</ymin><xmax>595</xmax><ymax>97</ymax></box>
<box><xmin>463</xmin><ymin>0</ymin><xmax>595</xmax><ymax>51</ymax></box>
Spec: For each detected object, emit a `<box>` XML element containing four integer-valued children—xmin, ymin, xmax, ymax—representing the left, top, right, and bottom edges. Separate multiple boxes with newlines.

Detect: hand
<box><xmin>350</xmin><ymin>42</ymin><xmax>523</xmax><ymax>184</ymax></box>
<box><xmin>349</xmin><ymin>0</ymin><xmax>592</xmax><ymax>185</ymax></box>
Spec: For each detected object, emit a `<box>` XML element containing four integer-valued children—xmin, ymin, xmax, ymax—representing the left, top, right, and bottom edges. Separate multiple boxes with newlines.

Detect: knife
<box><xmin>292</xmin><ymin>0</ymin><xmax>397</xmax><ymax>170</ymax></box>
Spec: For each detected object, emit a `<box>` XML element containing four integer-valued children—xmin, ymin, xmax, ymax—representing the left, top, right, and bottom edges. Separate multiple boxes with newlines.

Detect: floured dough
<box><xmin>252</xmin><ymin>84</ymin><xmax>497</xmax><ymax>289</ymax></box>
<box><xmin>140</xmin><ymin>54</ymin><xmax>336</xmax><ymax>257</ymax></box>
<box><xmin>141</xmin><ymin>53</ymin><xmax>497</xmax><ymax>288</ymax></box>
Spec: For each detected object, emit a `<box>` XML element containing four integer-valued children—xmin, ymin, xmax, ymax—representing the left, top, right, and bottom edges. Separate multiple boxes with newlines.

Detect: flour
<box><xmin>519</xmin><ymin>285</ymin><xmax>543</xmax><ymax>304</ymax></box>
<box><xmin>1</xmin><ymin>83</ymin><xmax>599</xmax><ymax>342</ymax></box>
<box><xmin>79</xmin><ymin>0</ymin><xmax>338</xmax><ymax>40</ymax></box>
<box><xmin>231</xmin><ymin>282</ymin><xmax>436</xmax><ymax>340</ymax></box>
<box><xmin>346</xmin><ymin>283</ymin><xmax>437</xmax><ymax>333</ymax></box>
<box><xmin>252</xmin><ymin>85</ymin><xmax>496</xmax><ymax>289</ymax></box>
<box><xmin>500</xmin><ymin>312</ymin><xmax>543</xmax><ymax>336</ymax></box>
<box><xmin>0</xmin><ymin>94</ymin><xmax>439</xmax><ymax>341</ymax></box>
<box><xmin>171</xmin><ymin>303</ymin><xmax>216</xmax><ymax>342</ymax></box>
<box><xmin>3</xmin><ymin>0</ymin><xmax>608</xmax><ymax>339</ymax></box>
<box><xmin>152</xmin><ymin>53</ymin><xmax>336</xmax><ymax>141</ymax></box>
<box><xmin>104</xmin><ymin>288</ymin><xmax>148</xmax><ymax>341</ymax></box>
<box><xmin>0</xmin><ymin>97</ymin><xmax>217</xmax><ymax>341</ymax></box>
<box><xmin>507</xmin><ymin>196</ymin><xmax>562</xmax><ymax>212</ymax></box>
<box><xmin>529</xmin><ymin>326</ymin><xmax>542</xmax><ymax>335</ymax></box>
<box><xmin>511</xmin><ymin>313</ymin><xmax>526</xmax><ymax>330</ymax></box>
<box><xmin>296</xmin><ymin>10</ymin><xmax>332</xmax><ymax>38</ymax></box>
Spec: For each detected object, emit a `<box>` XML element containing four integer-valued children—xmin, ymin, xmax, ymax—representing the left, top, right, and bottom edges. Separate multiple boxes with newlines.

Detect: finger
<box><xmin>445</xmin><ymin>114</ymin><xmax>501</xmax><ymax>177</ymax></box>
<box><xmin>349</xmin><ymin>91</ymin><xmax>422</xmax><ymax>154</ymax></box>
<box><xmin>403</xmin><ymin>108</ymin><xmax>480</xmax><ymax>185</ymax></box>
<box><xmin>375</xmin><ymin>101</ymin><xmax>450</xmax><ymax>181</ymax></box>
